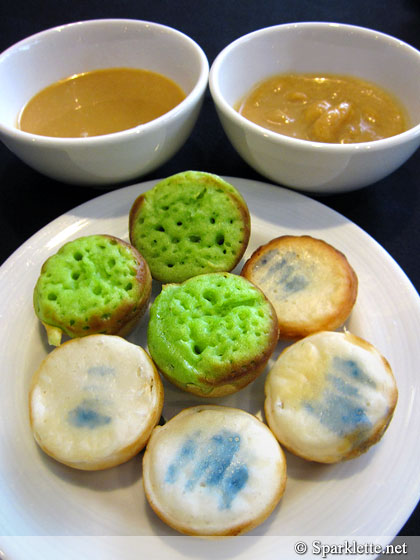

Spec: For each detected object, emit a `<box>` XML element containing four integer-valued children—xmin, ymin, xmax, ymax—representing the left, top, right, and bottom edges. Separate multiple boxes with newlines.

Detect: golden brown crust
<box><xmin>242</xmin><ymin>235</ymin><xmax>358</xmax><ymax>339</ymax></box>
<box><xmin>228</xmin><ymin>192</ymin><xmax>251</xmax><ymax>269</ymax></box>
<box><xmin>128</xmin><ymin>193</ymin><xmax>146</xmax><ymax>239</ymax></box>
<box><xmin>160</xmin><ymin>360</ymin><xmax>269</xmax><ymax>399</ymax></box>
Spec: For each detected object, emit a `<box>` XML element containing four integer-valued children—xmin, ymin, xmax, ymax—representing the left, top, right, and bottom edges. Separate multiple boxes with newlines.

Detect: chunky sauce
<box><xmin>236</xmin><ymin>73</ymin><xmax>408</xmax><ymax>143</ymax></box>
<box><xmin>18</xmin><ymin>68</ymin><xmax>186</xmax><ymax>138</ymax></box>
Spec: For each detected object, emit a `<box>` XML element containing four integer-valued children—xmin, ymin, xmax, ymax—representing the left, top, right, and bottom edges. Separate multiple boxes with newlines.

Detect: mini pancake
<box><xmin>33</xmin><ymin>234</ymin><xmax>152</xmax><ymax>346</ymax></box>
<box><xmin>143</xmin><ymin>405</ymin><xmax>287</xmax><ymax>536</ymax></box>
<box><xmin>29</xmin><ymin>334</ymin><xmax>164</xmax><ymax>470</ymax></box>
<box><xmin>147</xmin><ymin>272</ymin><xmax>279</xmax><ymax>397</ymax></box>
<box><xmin>241</xmin><ymin>235</ymin><xmax>358</xmax><ymax>338</ymax></box>
<box><xmin>129</xmin><ymin>171</ymin><xmax>250</xmax><ymax>283</ymax></box>
<box><xmin>264</xmin><ymin>330</ymin><xmax>398</xmax><ymax>463</ymax></box>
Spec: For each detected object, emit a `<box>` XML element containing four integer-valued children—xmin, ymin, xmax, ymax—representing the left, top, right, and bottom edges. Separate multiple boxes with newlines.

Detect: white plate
<box><xmin>1</xmin><ymin>177</ymin><xmax>419</xmax><ymax>560</ymax></box>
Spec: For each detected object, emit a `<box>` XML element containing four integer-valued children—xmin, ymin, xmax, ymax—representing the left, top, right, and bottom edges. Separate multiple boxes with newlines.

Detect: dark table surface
<box><xmin>1</xmin><ymin>0</ymin><xmax>419</xmax><ymax>548</ymax></box>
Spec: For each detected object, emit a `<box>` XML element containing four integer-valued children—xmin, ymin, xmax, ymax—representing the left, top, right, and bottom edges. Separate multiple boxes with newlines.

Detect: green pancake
<box><xmin>147</xmin><ymin>272</ymin><xmax>279</xmax><ymax>397</ymax></box>
<box><xmin>34</xmin><ymin>234</ymin><xmax>152</xmax><ymax>346</ymax></box>
<box><xmin>129</xmin><ymin>171</ymin><xmax>251</xmax><ymax>283</ymax></box>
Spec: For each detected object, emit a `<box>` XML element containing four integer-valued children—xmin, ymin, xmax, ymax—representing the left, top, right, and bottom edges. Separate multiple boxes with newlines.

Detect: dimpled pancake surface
<box><xmin>29</xmin><ymin>335</ymin><xmax>164</xmax><ymax>470</ymax></box>
<box><xmin>241</xmin><ymin>235</ymin><xmax>358</xmax><ymax>338</ymax></box>
<box><xmin>264</xmin><ymin>331</ymin><xmax>398</xmax><ymax>463</ymax></box>
<box><xmin>147</xmin><ymin>272</ymin><xmax>279</xmax><ymax>397</ymax></box>
<box><xmin>143</xmin><ymin>405</ymin><xmax>287</xmax><ymax>536</ymax></box>
<box><xmin>33</xmin><ymin>234</ymin><xmax>151</xmax><ymax>344</ymax></box>
<box><xmin>129</xmin><ymin>171</ymin><xmax>250</xmax><ymax>283</ymax></box>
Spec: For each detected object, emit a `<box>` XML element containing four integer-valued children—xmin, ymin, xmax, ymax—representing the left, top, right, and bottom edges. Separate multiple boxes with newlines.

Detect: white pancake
<box><xmin>264</xmin><ymin>330</ymin><xmax>398</xmax><ymax>463</ymax></box>
<box><xmin>241</xmin><ymin>235</ymin><xmax>358</xmax><ymax>338</ymax></box>
<box><xmin>143</xmin><ymin>405</ymin><xmax>287</xmax><ymax>536</ymax></box>
<box><xmin>29</xmin><ymin>334</ymin><xmax>164</xmax><ymax>470</ymax></box>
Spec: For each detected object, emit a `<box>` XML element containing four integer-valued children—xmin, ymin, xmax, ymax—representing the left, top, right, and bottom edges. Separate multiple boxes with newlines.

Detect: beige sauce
<box><xmin>18</xmin><ymin>67</ymin><xmax>186</xmax><ymax>138</ymax></box>
<box><xmin>236</xmin><ymin>73</ymin><xmax>408</xmax><ymax>143</ymax></box>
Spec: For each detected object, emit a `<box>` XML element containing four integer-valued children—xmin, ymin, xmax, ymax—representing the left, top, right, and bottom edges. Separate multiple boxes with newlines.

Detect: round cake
<box><xmin>241</xmin><ymin>235</ymin><xmax>358</xmax><ymax>338</ymax></box>
<box><xmin>147</xmin><ymin>272</ymin><xmax>279</xmax><ymax>397</ymax></box>
<box><xmin>143</xmin><ymin>405</ymin><xmax>287</xmax><ymax>536</ymax></box>
<box><xmin>29</xmin><ymin>334</ymin><xmax>164</xmax><ymax>470</ymax></box>
<box><xmin>33</xmin><ymin>234</ymin><xmax>152</xmax><ymax>346</ymax></box>
<box><xmin>129</xmin><ymin>171</ymin><xmax>251</xmax><ymax>283</ymax></box>
<box><xmin>264</xmin><ymin>330</ymin><xmax>398</xmax><ymax>463</ymax></box>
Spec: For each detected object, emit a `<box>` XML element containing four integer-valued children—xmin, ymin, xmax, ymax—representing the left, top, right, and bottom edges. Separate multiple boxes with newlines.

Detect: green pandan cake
<box><xmin>33</xmin><ymin>234</ymin><xmax>152</xmax><ymax>346</ymax></box>
<box><xmin>129</xmin><ymin>171</ymin><xmax>251</xmax><ymax>283</ymax></box>
<box><xmin>147</xmin><ymin>272</ymin><xmax>279</xmax><ymax>397</ymax></box>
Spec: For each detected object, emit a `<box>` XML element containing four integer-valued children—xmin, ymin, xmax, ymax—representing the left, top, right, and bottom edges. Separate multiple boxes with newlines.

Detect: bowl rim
<box><xmin>209</xmin><ymin>21</ymin><xmax>420</xmax><ymax>153</ymax></box>
<box><xmin>0</xmin><ymin>18</ymin><xmax>209</xmax><ymax>146</ymax></box>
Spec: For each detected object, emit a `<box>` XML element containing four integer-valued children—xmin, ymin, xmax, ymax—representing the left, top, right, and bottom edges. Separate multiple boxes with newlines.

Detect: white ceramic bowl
<box><xmin>0</xmin><ymin>19</ymin><xmax>209</xmax><ymax>186</ymax></box>
<box><xmin>209</xmin><ymin>22</ymin><xmax>420</xmax><ymax>194</ymax></box>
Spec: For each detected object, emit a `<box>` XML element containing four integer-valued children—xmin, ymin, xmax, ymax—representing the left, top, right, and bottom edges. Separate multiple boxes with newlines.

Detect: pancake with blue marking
<box><xmin>142</xmin><ymin>405</ymin><xmax>287</xmax><ymax>536</ymax></box>
<box><xmin>241</xmin><ymin>235</ymin><xmax>358</xmax><ymax>338</ymax></box>
<box><xmin>29</xmin><ymin>334</ymin><xmax>164</xmax><ymax>470</ymax></box>
<box><xmin>264</xmin><ymin>330</ymin><xmax>398</xmax><ymax>463</ymax></box>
